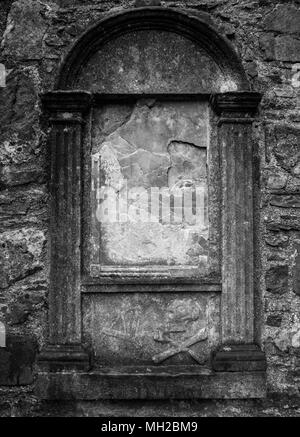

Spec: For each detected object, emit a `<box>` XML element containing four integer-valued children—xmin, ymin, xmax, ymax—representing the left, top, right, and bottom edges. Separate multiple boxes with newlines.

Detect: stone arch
<box><xmin>55</xmin><ymin>7</ymin><xmax>249</xmax><ymax>92</ymax></box>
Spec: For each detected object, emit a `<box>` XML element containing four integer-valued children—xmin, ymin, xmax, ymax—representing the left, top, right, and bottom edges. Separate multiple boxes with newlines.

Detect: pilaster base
<box><xmin>38</xmin><ymin>344</ymin><xmax>91</xmax><ymax>372</ymax></box>
<box><xmin>212</xmin><ymin>344</ymin><xmax>266</xmax><ymax>372</ymax></box>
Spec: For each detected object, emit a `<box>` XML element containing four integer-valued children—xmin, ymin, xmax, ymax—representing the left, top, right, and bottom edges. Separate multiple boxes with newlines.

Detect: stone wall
<box><xmin>0</xmin><ymin>0</ymin><xmax>299</xmax><ymax>416</ymax></box>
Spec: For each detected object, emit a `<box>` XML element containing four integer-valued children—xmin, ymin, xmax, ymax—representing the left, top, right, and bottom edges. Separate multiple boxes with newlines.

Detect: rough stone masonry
<box><xmin>0</xmin><ymin>0</ymin><xmax>300</xmax><ymax>417</ymax></box>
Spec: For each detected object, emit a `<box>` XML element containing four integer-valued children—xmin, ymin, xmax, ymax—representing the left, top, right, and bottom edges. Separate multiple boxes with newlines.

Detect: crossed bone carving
<box><xmin>101</xmin><ymin>326</ymin><xmax>207</xmax><ymax>364</ymax></box>
<box><xmin>152</xmin><ymin>327</ymin><xmax>207</xmax><ymax>364</ymax></box>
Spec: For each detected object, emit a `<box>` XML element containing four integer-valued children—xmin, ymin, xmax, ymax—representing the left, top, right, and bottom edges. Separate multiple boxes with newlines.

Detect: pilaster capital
<box><xmin>42</xmin><ymin>91</ymin><xmax>92</xmax><ymax>118</ymax></box>
<box><xmin>210</xmin><ymin>91</ymin><xmax>262</xmax><ymax>117</ymax></box>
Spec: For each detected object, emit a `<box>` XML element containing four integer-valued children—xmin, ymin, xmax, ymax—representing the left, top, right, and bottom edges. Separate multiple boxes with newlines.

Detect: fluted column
<box><xmin>211</xmin><ymin>92</ymin><xmax>266</xmax><ymax>371</ymax></box>
<box><xmin>39</xmin><ymin>91</ymin><xmax>92</xmax><ymax>371</ymax></box>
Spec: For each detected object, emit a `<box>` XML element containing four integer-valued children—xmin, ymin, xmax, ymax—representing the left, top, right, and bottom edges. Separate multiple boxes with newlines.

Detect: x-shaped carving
<box><xmin>152</xmin><ymin>328</ymin><xmax>207</xmax><ymax>364</ymax></box>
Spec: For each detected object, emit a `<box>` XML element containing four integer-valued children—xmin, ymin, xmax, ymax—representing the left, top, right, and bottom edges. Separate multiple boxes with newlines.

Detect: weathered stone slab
<box><xmin>274</xmin><ymin>36</ymin><xmax>300</xmax><ymax>62</ymax></box>
<box><xmin>76</xmin><ymin>30</ymin><xmax>236</xmax><ymax>93</ymax></box>
<box><xmin>266</xmin><ymin>233</ymin><xmax>289</xmax><ymax>248</ymax></box>
<box><xmin>266</xmin><ymin>217</ymin><xmax>300</xmax><ymax>232</ymax></box>
<box><xmin>263</xmin><ymin>5</ymin><xmax>300</xmax><ymax>35</ymax></box>
<box><xmin>266</xmin><ymin>173</ymin><xmax>288</xmax><ymax>191</ymax></box>
<box><xmin>265</xmin><ymin>265</ymin><xmax>289</xmax><ymax>294</ymax></box>
<box><xmin>273</xmin><ymin>126</ymin><xmax>300</xmax><ymax>177</ymax></box>
<box><xmin>259</xmin><ymin>33</ymin><xmax>275</xmax><ymax>61</ymax></box>
<box><xmin>0</xmin><ymin>228</ymin><xmax>46</xmax><ymax>290</ymax></box>
<box><xmin>0</xmin><ymin>187</ymin><xmax>48</xmax><ymax>231</ymax></box>
<box><xmin>270</xmin><ymin>194</ymin><xmax>300</xmax><ymax>208</ymax></box>
<box><xmin>1</xmin><ymin>0</ymin><xmax>51</xmax><ymax>60</ymax></box>
<box><xmin>82</xmin><ymin>293</ymin><xmax>220</xmax><ymax>366</ymax></box>
<box><xmin>90</xmin><ymin>100</ymin><xmax>209</xmax><ymax>269</ymax></box>
<box><xmin>0</xmin><ymin>67</ymin><xmax>45</xmax><ymax>189</ymax></box>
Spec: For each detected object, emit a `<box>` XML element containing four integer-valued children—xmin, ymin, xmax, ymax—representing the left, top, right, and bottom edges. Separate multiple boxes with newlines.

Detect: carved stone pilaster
<box><xmin>39</xmin><ymin>91</ymin><xmax>92</xmax><ymax>371</ymax></box>
<box><xmin>211</xmin><ymin>92</ymin><xmax>266</xmax><ymax>371</ymax></box>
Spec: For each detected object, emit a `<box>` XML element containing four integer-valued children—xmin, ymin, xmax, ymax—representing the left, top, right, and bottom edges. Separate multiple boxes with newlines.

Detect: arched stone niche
<box><xmin>56</xmin><ymin>8</ymin><xmax>249</xmax><ymax>93</ymax></box>
<box><xmin>70</xmin><ymin>30</ymin><xmax>238</xmax><ymax>93</ymax></box>
<box><xmin>38</xmin><ymin>7</ymin><xmax>266</xmax><ymax>401</ymax></box>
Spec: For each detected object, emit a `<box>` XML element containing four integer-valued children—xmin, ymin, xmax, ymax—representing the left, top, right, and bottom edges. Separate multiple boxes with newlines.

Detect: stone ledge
<box><xmin>35</xmin><ymin>366</ymin><xmax>266</xmax><ymax>400</ymax></box>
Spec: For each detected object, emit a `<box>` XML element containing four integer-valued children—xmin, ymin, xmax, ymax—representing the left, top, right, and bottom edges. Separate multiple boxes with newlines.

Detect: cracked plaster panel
<box><xmin>90</xmin><ymin>100</ymin><xmax>210</xmax><ymax>267</ymax></box>
<box><xmin>83</xmin><ymin>293</ymin><xmax>220</xmax><ymax>366</ymax></box>
<box><xmin>75</xmin><ymin>30</ymin><xmax>234</xmax><ymax>93</ymax></box>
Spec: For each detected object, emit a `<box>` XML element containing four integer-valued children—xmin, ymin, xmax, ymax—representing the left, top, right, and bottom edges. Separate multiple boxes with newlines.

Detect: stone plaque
<box><xmin>90</xmin><ymin>99</ymin><xmax>209</xmax><ymax>274</ymax></box>
<box><xmin>83</xmin><ymin>293</ymin><xmax>220</xmax><ymax>366</ymax></box>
